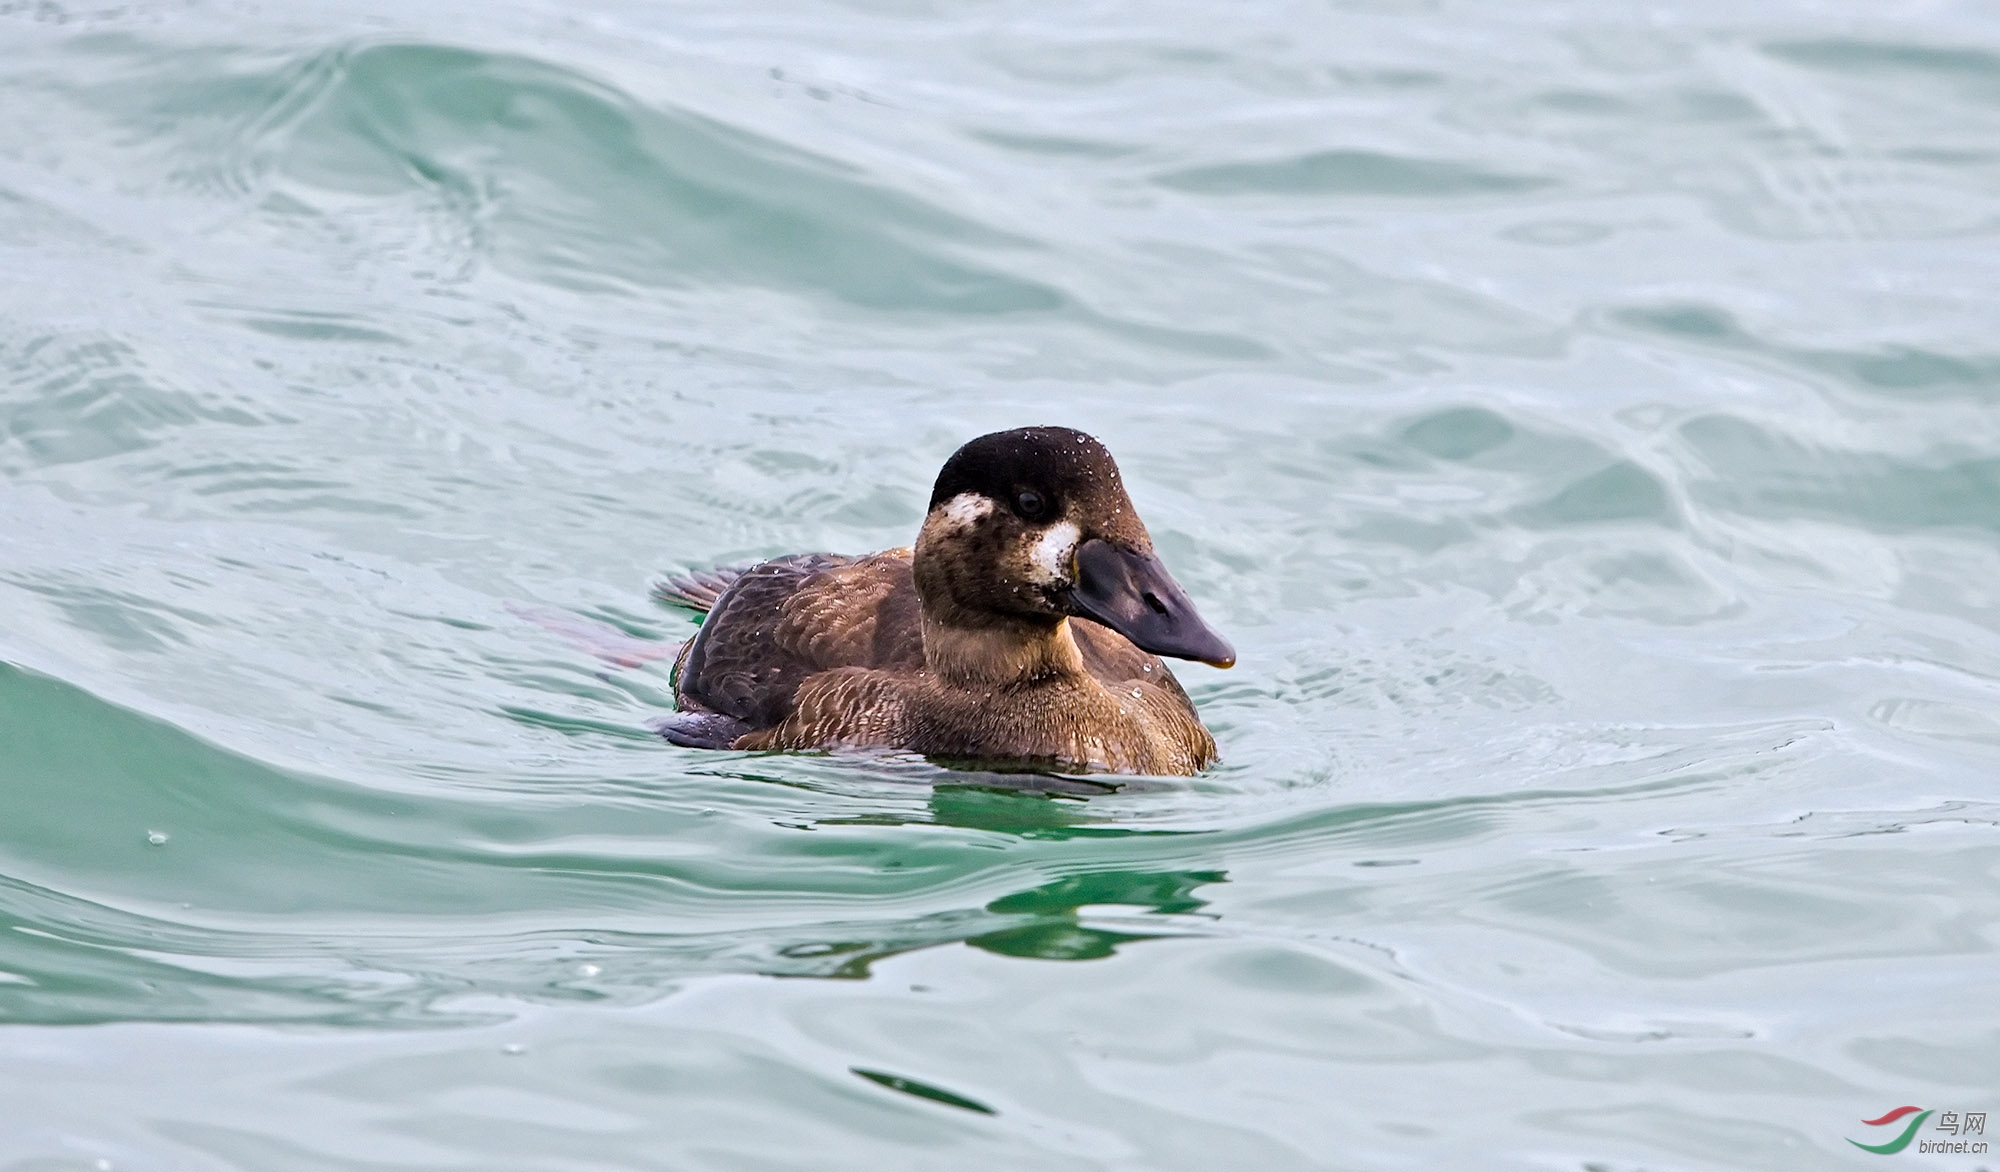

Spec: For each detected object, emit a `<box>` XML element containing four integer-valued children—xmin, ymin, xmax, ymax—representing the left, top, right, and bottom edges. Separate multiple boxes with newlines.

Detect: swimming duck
<box><xmin>652</xmin><ymin>427</ymin><xmax>1234</xmax><ymax>775</ymax></box>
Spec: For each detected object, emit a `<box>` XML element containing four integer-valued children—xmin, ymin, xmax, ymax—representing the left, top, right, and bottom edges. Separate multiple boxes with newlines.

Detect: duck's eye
<box><xmin>1014</xmin><ymin>489</ymin><xmax>1048</xmax><ymax>521</ymax></box>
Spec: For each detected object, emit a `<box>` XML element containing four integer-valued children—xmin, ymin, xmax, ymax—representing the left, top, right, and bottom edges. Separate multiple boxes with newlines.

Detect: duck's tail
<box><xmin>650</xmin><ymin>564</ymin><xmax>752</xmax><ymax>615</ymax></box>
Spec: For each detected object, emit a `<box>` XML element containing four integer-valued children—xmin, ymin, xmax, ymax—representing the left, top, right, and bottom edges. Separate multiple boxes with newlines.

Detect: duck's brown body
<box><xmin>655</xmin><ymin>428</ymin><xmax>1232</xmax><ymax>775</ymax></box>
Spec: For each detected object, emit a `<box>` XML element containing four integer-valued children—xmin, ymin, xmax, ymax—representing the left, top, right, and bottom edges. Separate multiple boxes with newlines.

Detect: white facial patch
<box><xmin>936</xmin><ymin>491</ymin><xmax>994</xmax><ymax>532</ymax></box>
<box><xmin>1025</xmin><ymin>520</ymin><xmax>1081</xmax><ymax>585</ymax></box>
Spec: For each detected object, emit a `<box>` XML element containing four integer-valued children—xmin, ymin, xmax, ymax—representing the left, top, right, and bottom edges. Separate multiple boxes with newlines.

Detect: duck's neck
<box><xmin>922</xmin><ymin>613</ymin><xmax>1085</xmax><ymax>691</ymax></box>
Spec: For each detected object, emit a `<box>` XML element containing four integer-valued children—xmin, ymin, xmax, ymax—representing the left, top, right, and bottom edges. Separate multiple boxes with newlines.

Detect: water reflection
<box><xmin>0</xmin><ymin>859</ymin><xmax>1230</xmax><ymax>1024</ymax></box>
<box><xmin>969</xmin><ymin>868</ymin><xmax>1226</xmax><ymax>962</ymax></box>
<box><xmin>769</xmin><ymin>865</ymin><xmax>1225</xmax><ymax>977</ymax></box>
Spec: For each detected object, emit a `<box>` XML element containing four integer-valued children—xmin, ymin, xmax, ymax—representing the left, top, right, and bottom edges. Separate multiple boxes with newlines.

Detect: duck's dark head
<box><xmin>913</xmin><ymin>426</ymin><xmax>1235</xmax><ymax>668</ymax></box>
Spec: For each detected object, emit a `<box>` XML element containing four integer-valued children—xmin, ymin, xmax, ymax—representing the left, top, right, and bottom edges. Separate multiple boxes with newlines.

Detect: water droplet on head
<box><xmin>578</xmin><ymin>963</ymin><xmax>601</xmax><ymax>977</ymax></box>
<box><xmin>501</xmin><ymin>1043</ymin><xmax>526</xmax><ymax>1056</ymax></box>
<box><xmin>146</xmin><ymin>831</ymin><xmax>168</xmax><ymax>846</ymax></box>
<box><xmin>95</xmin><ymin>1161</ymin><xmax>113</xmax><ymax>1172</ymax></box>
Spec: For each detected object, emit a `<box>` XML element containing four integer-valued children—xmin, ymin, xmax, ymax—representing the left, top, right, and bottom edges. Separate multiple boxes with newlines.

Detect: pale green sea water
<box><xmin>3</xmin><ymin>1</ymin><xmax>1999</xmax><ymax>1168</ymax></box>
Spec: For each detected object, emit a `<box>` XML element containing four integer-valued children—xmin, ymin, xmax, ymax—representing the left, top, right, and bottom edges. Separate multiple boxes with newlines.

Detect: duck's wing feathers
<box><xmin>670</xmin><ymin>549</ymin><xmax>924</xmax><ymax>730</ymax></box>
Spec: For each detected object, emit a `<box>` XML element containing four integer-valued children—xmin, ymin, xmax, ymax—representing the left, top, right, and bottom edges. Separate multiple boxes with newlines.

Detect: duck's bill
<box><xmin>1070</xmin><ymin>538</ymin><xmax>1236</xmax><ymax>668</ymax></box>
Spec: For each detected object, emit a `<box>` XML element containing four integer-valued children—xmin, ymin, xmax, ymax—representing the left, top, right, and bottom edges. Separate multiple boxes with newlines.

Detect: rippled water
<box><xmin>4</xmin><ymin>1</ymin><xmax>1999</xmax><ymax>1167</ymax></box>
